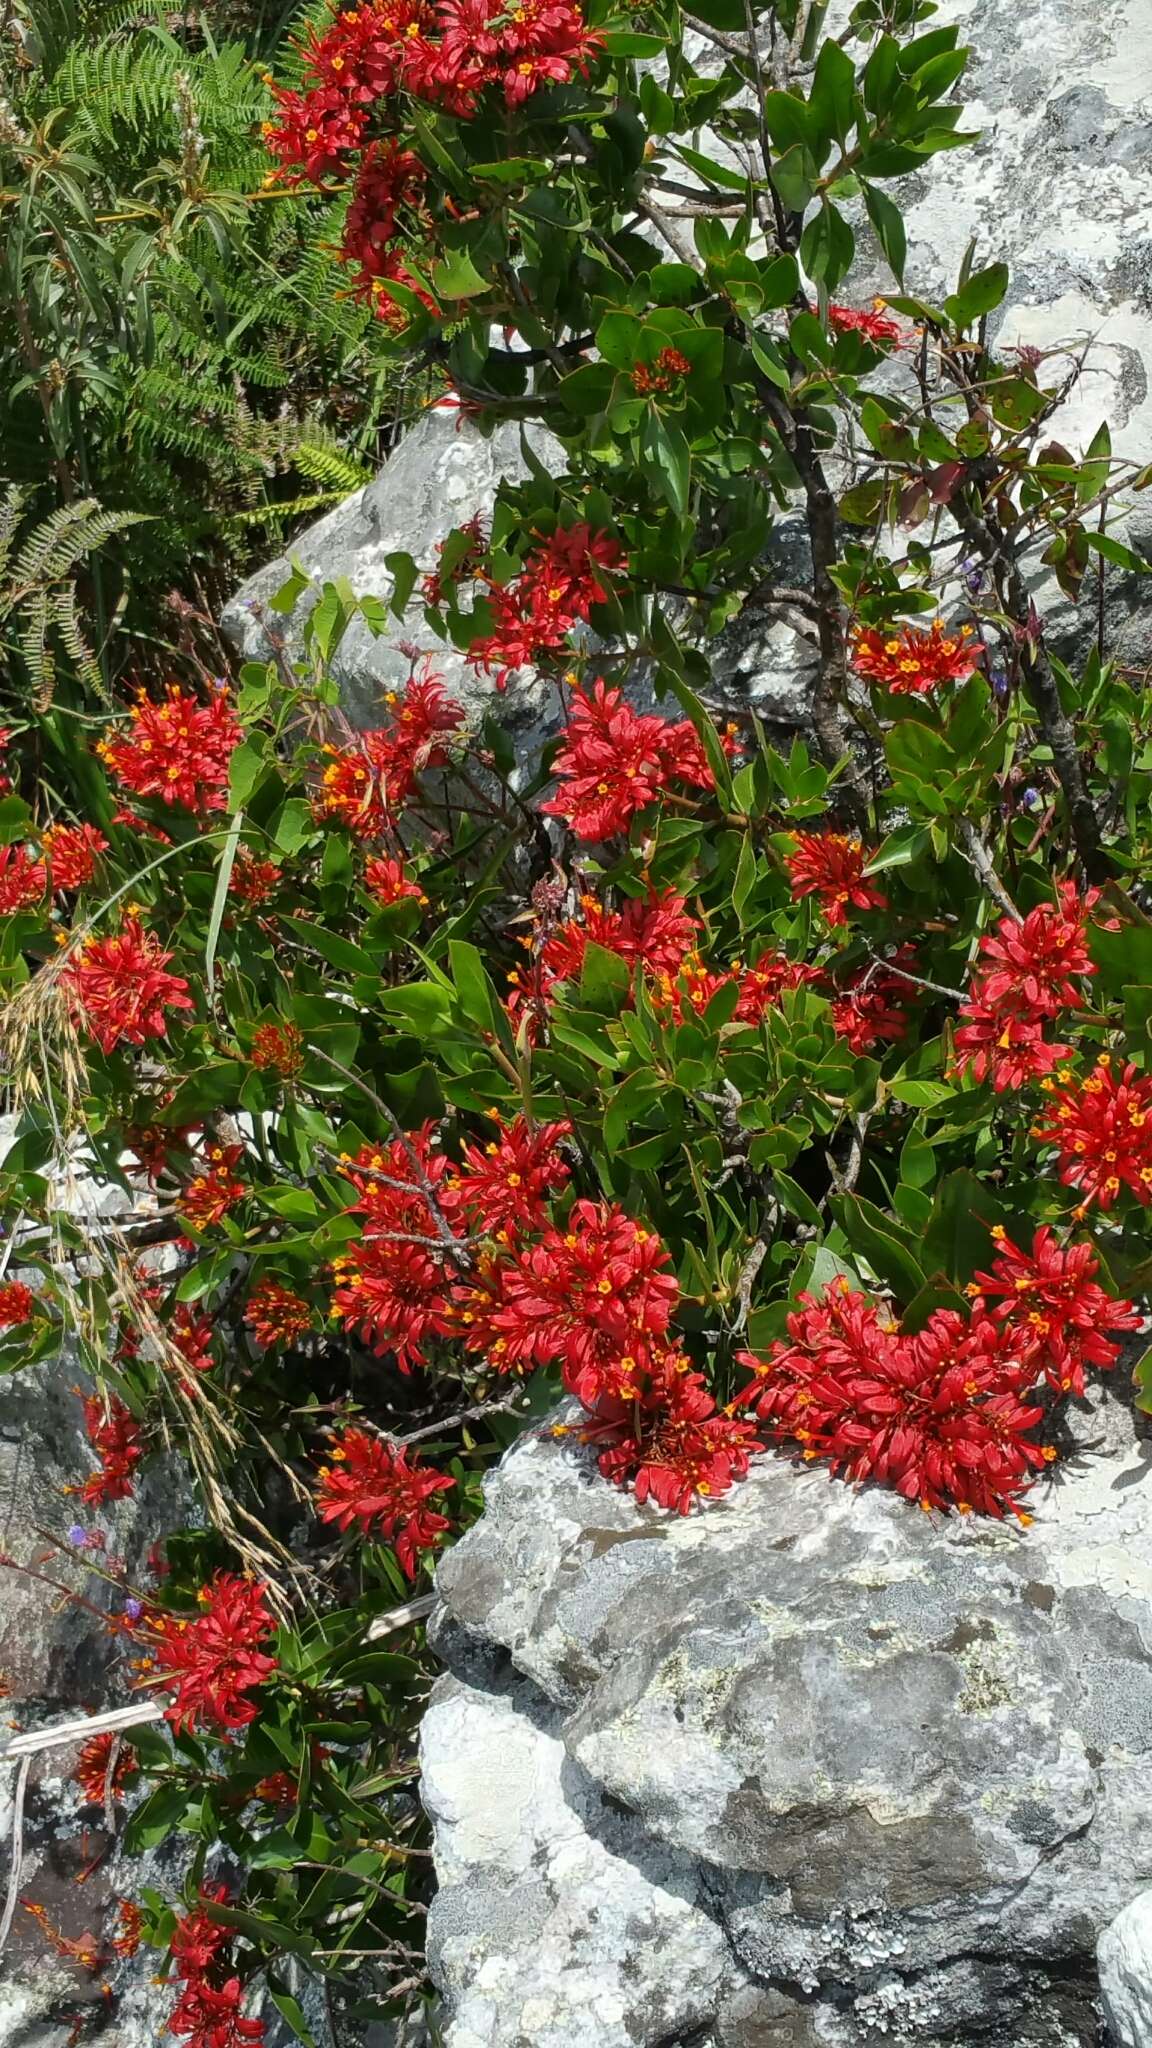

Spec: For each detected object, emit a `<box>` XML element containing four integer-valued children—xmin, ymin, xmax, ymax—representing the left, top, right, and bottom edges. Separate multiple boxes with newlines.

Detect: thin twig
<box><xmin>956</xmin><ymin>819</ymin><xmax>1022</xmax><ymax>921</ymax></box>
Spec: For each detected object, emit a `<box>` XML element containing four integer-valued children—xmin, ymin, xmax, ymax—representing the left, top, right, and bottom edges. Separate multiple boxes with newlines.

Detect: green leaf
<box><xmin>642</xmin><ymin>413</ymin><xmax>691</xmax><ymax>517</ymax></box>
<box><xmin>799</xmin><ymin>202</ymin><xmax>855</xmax><ymax>290</ymax></box>
<box><xmin>808</xmin><ymin>37</ymin><xmax>857</xmax><ymax>147</ymax></box>
<box><xmin>832</xmin><ymin>1193</ymin><xmax>927</xmax><ymax>1303</ymax></box>
<box><xmin>1085</xmin><ymin>530</ymin><xmax>1148</xmax><ymax>574</ymax></box>
<box><xmin>228</xmin><ymin>739</ymin><xmax>268</xmax><ymax>808</ymax></box>
<box><xmin>922</xmin><ymin>1170</ymin><xmax>1008</xmax><ymax>1285</ymax></box>
<box><xmin>862</xmin><ymin>182</ymin><xmax>907</xmax><ymax>284</ymax></box>
<box><xmin>431</xmin><ymin>249</ymin><xmax>491</xmax><ymax>299</ymax></box>
<box><xmin>205</xmin><ymin>810</ymin><xmax>243</xmax><ymax>1000</ymax></box>
<box><xmin>281</xmin><ymin>916</ymin><xmax>379</xmax><ymax>978</ymax></box>
<box><xmin>944</xmin><ymin>261</ymin><xmax>1009</xmax><ymax>330</ymax></box>
<box><xmin>449</xmin><ymin>939</ymin><xmax>502</xmax><ymax>1037</ymax></box>
<box><xmin>267</xmin><ymin>1987</ymin><xmax>318</xmax><ymax>2047</ymax></box>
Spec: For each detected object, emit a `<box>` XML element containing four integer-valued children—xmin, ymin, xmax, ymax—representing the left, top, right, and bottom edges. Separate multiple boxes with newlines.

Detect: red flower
<box><xmin>299</xmin><ymin>0</ymin><xmax>431</xmax><ymax>101</ymax></box>
<box><xmin>851</xmin><ymin>619</ymin><xmax>979</xmax><ymax>697</ymax></box>
<box><xmin>359</xmin><ymin>248</ymin><xmax>441</xmax><ymax>328</ymax></box>
<box><xmin>976</xmin><ymin>884</ymin><xmax>1096</xmax><ymax>1015</ymax></box>
<box><xmin>339</xmin><ymin>139</ymin><xmax>427</xmax><ymax>291</ymax></box>
<box><xmin>469</xmin><ymin>528</ymin><xmax>625</xmax><ymax>688</ymax></box>
<box><xmin>315</xmin><ymin>1428</ymin><xmax>454</xmax><ymax>1575</ymax></box>
<box><xmin>971</xmin><ymin>1224</ymin><xmax>1141</xmax><ymax>1395</ymax></box>
<box><xmin>954</xmin><ymin>888</ymin><xmax>1098</xmax><ymax>1093</ymax></box>
<box><xmin>170</xmin><ymin>1888</ymin><xmax>232</xmax><ymax>1979</ymax></box>
<box><xmin>456</xmin><ymin>1199</ymin><xmax>679</xmax><ymax>1392</ymax></box>
<box><xmin>828</xmin><ymin>301</ymin><xmax>905</xmax><ymax>348</ymax></box>
<box><xmin>0</xmin><ymin>843</ymin><xmax>46</xmax><ymax>914</ymax></box>
<box><xmin>829</xmin><ymin>954</ymin><xmax>916</xmax><ymax>1054</ymax></box>
<box><xmin>180</xmin><ymin>1143</ymin><xmax>247</xmax><ymax>1230</ymax></box>
<box><xmin>245</xmin><ymin>1278</ymin><xmax>314</xmax><ymax>1349</ymax></box>
<box><xmin>737</xmin><ymin>1280</ymin><xmax>1053</xmax><ymax>1518</ymax></box>
<box><xmin>583</xmin><ymin>1356</ymin><xmax>759</xmax><ymax>1512</ymax></box>
<box><xmin>262</xmin><ymin>81</ymin><xmax>366</xmax><ymax>183</ymax></box>
<box><xmin>453</xmin><ymin>1115</ymin><xmax>571</xmax><ymax>1235</ymax></box>
<box><xmin>65</xmin><ymin>916</ymin><xmax>194</xmax><ymax>1054</ymax></box>
<box><xmin>74</xmin><ymin>1730</ymin><xmax>134</xmax><ymax>1808</ymax></box>
<box><xmin>541</xmin><ymin>680</ymin><xmax>715</xmax><ymax>840</ymax></box>
<box><xmin>786</xmin><ymin>832</ymin><xmax>887</xmax><ymax>926</ymax></box>
<box><xmin>97</xmin><ymin>684</ymin><xmax>240</xmax><ymax>816</ymax></box>
<box><xmin>230</xmin><ymin>852</ymin><xmax>281</xmax><ymax>905</ymax></box>
<box><xmin>170</xmin><ymin>1975</ymin><xmax>265</xmax><ymax>2048</ymax></box>
<box><xmin>112</xmin><ymin>1899</ymin><xmax>142</xmax><ymax>1959</ymax></box>
<box><xmin>42</xmin><ymin>823</ymin><xmax>108</xmax><ymax>892</ymax></box>
<box><xmin>78</xmin><ymin>1392</ymin><xmax>142</xmax><ymax>1504</ymax></box>
<box><xmin>141</xmin><ymin>1573</ymin><xmax>278</xmax><ymax>1734</ymax></box>
<box><xmin>363</xmin><ymin>854</ymin><xmax>428</xmax><ymax>907</ymax></box>
<box><xmin>169</xmin><ymin>1306</ymin><xmax>217</xmax><ymax>1377</ymax></box>
<box><xmin>315</xmin><ymin>669</ymin><xmax>464</xmax><ymax>833</ymax></box>
<box><xmin>632</xmin><ymin>346</ymin><xmax>692</xmax><ymax>397</ymax></box>
<box><xmin>534</xmin><ymin>888</ymin><xmax>698</xmax><ymax>997</ymax></box>
<box><xmin>734</xmin><ymin>949</ymin><xmax>821</xmax><ymax>1024</ymax></box>
<box><xmin>332</xmin><ymin>1126</ymin><xmax>466</xmax><ymax>1368</ymax></box>
<box><xmin>250</xmin><ymin>1021</ymin><xmax>304</xmax><ymax>1076</ymax></box>
<box><xmin>1032</xmin><ymin>1056</ymin><xmax>1152</xmax><ymax>1210</ymax></box>
<box><xmin>0</xmin><ymin>1280</ymin><xmax>36</xmax><ymax>1328</ymax></box>
<box><xmin>404</xmin><ymin>0</ymin><xmax>602</xmax><ymax>112</ymax></box>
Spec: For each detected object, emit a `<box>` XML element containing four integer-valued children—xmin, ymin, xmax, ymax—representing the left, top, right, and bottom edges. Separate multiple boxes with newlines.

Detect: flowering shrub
<box><xmin>3</xmin><ymin>0</ymin><xmax>1152</xmax><ymax>2035</ymax></box>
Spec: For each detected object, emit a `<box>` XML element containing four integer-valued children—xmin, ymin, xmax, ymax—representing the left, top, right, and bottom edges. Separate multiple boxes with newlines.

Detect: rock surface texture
<box><xmin>422</xmin><ymin>1379</ymin><xmax>1152</xmax><ymax>2046</ymax></box>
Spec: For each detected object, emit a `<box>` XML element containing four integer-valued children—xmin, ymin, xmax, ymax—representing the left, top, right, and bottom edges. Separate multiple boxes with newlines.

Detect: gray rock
<box><xmin>424</xmin><ymin>1374</ymin><xmax>1152</xmax><ymax>2044</ymax></box>
<box><xmin>1099</xmin><ymin>1888</ymin><xmax>1152</xmax><ymax>2047</ymax></box>
<box><xmin>221</xmin><ymin>412</ymin><xmax>564</xmax><ymax>734</ymax></box>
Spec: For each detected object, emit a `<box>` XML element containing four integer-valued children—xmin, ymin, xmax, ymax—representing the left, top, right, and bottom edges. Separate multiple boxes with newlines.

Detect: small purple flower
<box><xmin>990</xmin><ymin>667</ymin><xmax>1010</xmax><ymax>701</ymax></box>
<box><xmin>67</xmin><ymin>1524</ymin><xmax>90</xmax><ymax>1549</ymax></box>
<box><xmin>123</xmin><ymin>1596</ymin><xmax>143</xmax><ymax>1621</ymax></box>
<box><xmin>961</xmin><ymin>558</ymin><xmax>984</xmax><ymax>597</ymax></box>
<box><xmin>1021</xmin><ymin>787</ymin><xmax>1041</xmax><ymax>811</ymax></box>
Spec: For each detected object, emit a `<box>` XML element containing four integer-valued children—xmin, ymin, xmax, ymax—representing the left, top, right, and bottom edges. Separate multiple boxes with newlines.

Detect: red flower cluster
<box><xmin>315</xmin><ymin>1428</ymin><xmax>454</xmax><ymax>1574</ymax></box>
<box><xmin>180</xmin><ymin>1143</ymin><xmax>247</xmax><ymax>1230</ymax></box>
<box><xmin>249</xmin><ymin>1021</ymin><xmax>304</xmax><ymax>1075</ymax></box>
<box><xmin>1033</xmin><ymin>1055</ymin><xmax>1152</xmax><ymax>1210</ymax></box>
<box><xmin>972</xmin><ymin>1224</ymin><xmax>1139</xmax><ymax>1394</ymax></box>
<box><xmin>168</xmin><ymin>1887</ymin><xmax>265</xmax><ymax>2048</ymax></box>
<box><xmin>0</xmin><ymin>843</ymin><xmax>46</xmax><ymax>914</ymax></box>
<box><xmin>828</xmin><ymin>301</ymin><xmax>905</xmax><ymax>347</ymax></box>
<box><xmin>97</xmin><ymin>684</ymin><xmax>240</xmax><ymax>816</ymax></box>
<box><xmin>851</xmin><ymin>619</ymin><xmax>979</xmax><ymax>697</ymax></box>
<box><xmin>266</xmin><ymin>0</ymin><xmax>601</xmax><ymax>165</ymax></box>
<box><xmin>737</xmin><ymin>1279</ymin><xmax>1053</xmax><ymax>1518</ymax></box>
<box><xmin>332</xmin><ymin>1124</ymin><xmax>464</xmax><ymax>1368</ymax></box>
<box><xmin>786</xmin><ymin>832</ymin><xmax>887</xmax><ymax>926</ymax></box>
<box><xmin>315</xmin><ymin>668</ymin><xmax>464</xmax><ymax>834</ymax></box>
<box><xmin>733</xmin><ymin>948</ymin><xmax>821</xmax><ymax>1024</ymax></box>
<box><xmin>469</xmin><ymin>528</ymin><xmax>625</xmax><ymax>688</ymax></box>
<box><xmin>455</xmin><ymin>1198</ymin><xmax>679</xmax><ymax>1391</ymax></box>
<box><xmin>74</xmin><ymin>1730</ymin><xmax>134</xmax><ymax>1807</ymax></box>
<box><xmin>541</xmin><ymin>680</ymin><xmax>718</xmax><ymax>840</ymax></box>
<box><xmin>581</xmin><ymin>1351</ymin><xmax>758</xmax><ymax>1512</ymax></box>
<box><xmin>829</xmin><ymin>953</ymin><xmax>915</xmax><ymax>1053</ymax></box>
<box><xmin>65</xmin><ymin>916</ymin><xmax>195</xmax><ymax>1054</ymax></box>
<box><xmin>339</xmin><ymin>141</ymin><xmax>436</xmax><ymax>321</ymax></box>
<box><xmin>245</xmin><ymin>1278</ymin><xmax>314</xmax><ymax>1349</ymax></box>
<box><xmin>78</xmin><ymin>1392</ymin><xmax>143</xmax><ymax>1504</ymax></box>
<box><xmin>230</xmin><ymin>852</ymin><xmax>282</xmax><ymax>905</ymax></box>
<box><xmin>955</xmin><ymin>885</ymin><xmax>1096</xmax><ymax>1092</ymax></box>
<box><xmin>42</xmin><ymin>823</ymin><xmax>107</xmax><ymax>892</ymax></box>
<box><xmin>632</xmin><ymin>345</ymin><xmax>692</xmax><ymax>396</ymax></box>
<box><xmin>141</xmin><ymin>1574</ymin><xmax>278</xmax><ymax>1735</ymax></box>
<box><xmin>451</xmin><ymin>1116</ymin><xmax>571</xmax><ymax>1235</ymax></box>
<box><xmin>363</xmin><ymin>853</ymin><xmax>428</xmax><ymax>906</ymax></box>
<box><xmin>507</xmin><ymin>888</ymin><xmax>697</xmax><ymax>1037</ymax></box>
<box><xmin>0</xmin><ymin>1280</ymin><xmax>36</xmax><ymax>1328</ymax></box>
